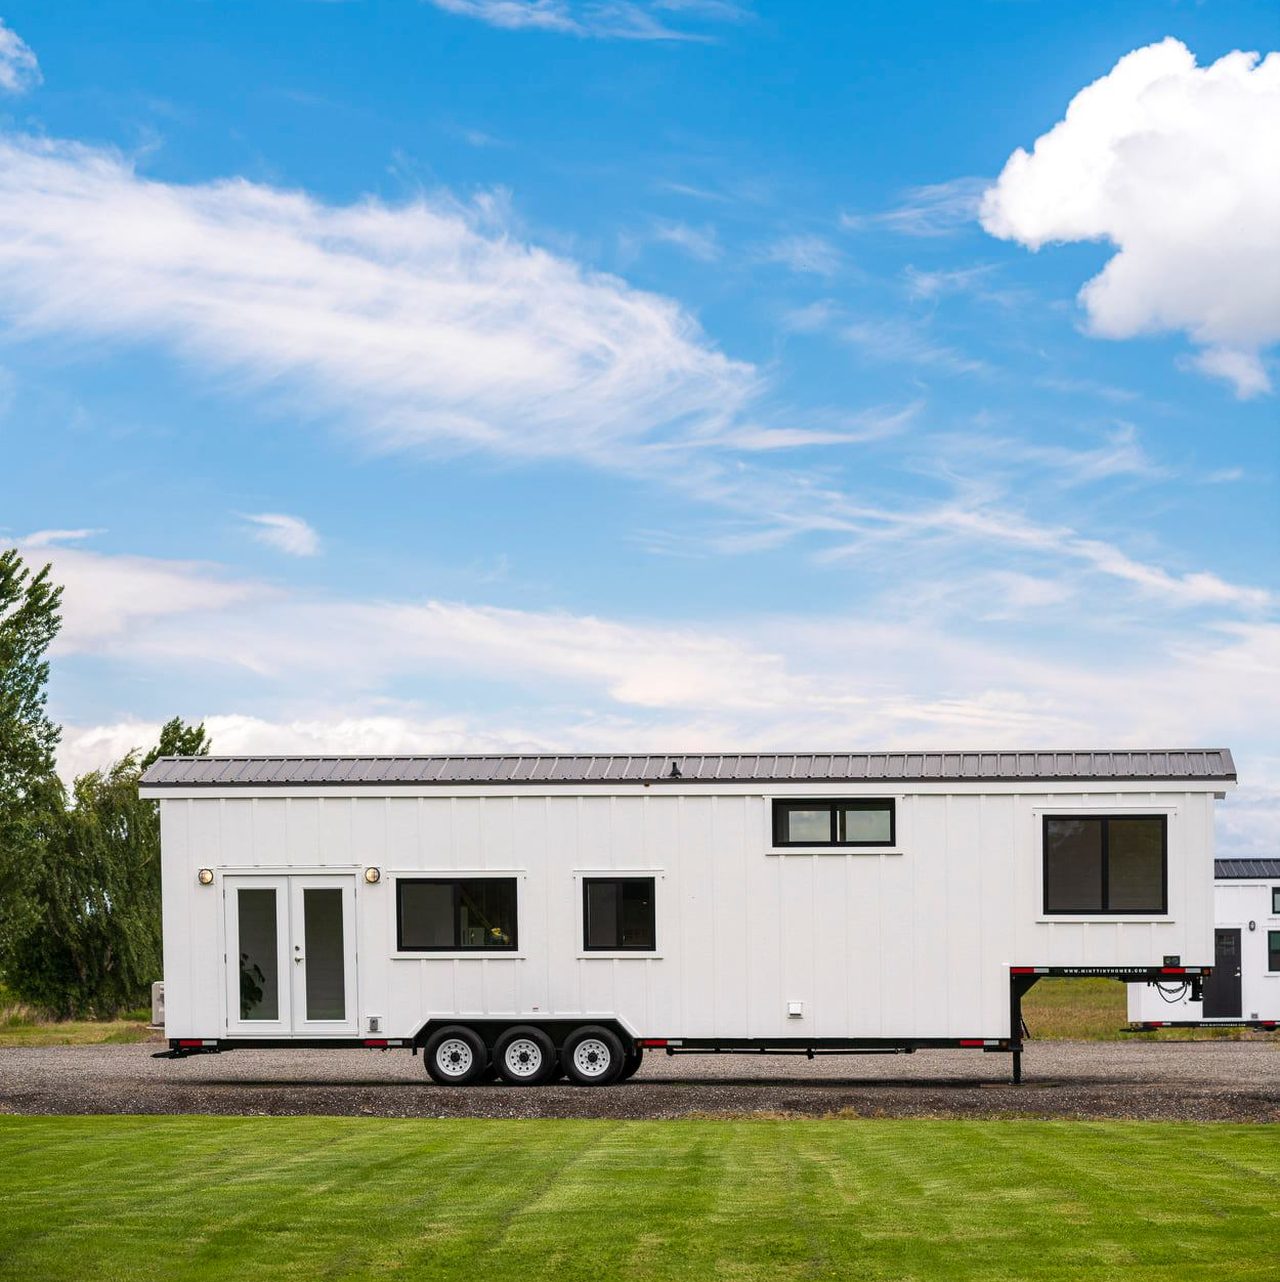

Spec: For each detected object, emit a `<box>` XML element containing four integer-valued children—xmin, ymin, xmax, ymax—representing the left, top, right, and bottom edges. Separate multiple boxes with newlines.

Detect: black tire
<box><xmin>616</xmin><ymin>1046</ymin><xmax>644</xmax><ymax>1082</ymax></box>
<box><xmin>493</xmin><ymin>1026</ymin><xmax>557</xmax><ymax>1086</ymax></box>
<box><xmin>562</xmin><ymin>1025</ymin><xmax>625</xmax><ymax>1086</ymax></box>
<box><xmin>423</xmin><ymin>1025</ymin><xmax>488</xmax><ymax>1086</ymax></box>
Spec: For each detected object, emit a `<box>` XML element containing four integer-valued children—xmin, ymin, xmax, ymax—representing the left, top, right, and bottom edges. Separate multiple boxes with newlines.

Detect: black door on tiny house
<box><xmin>1202</xmin><ymin>929</ymin><xmax>1242</xmax><ymax>1018</ymax></box>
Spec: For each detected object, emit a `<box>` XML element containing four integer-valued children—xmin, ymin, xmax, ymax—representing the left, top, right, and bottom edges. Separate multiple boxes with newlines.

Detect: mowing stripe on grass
<box><xmin>0</xmin><ymin>1117</ymin><xmax>1276</xmax><ymax>1281</ymax></box>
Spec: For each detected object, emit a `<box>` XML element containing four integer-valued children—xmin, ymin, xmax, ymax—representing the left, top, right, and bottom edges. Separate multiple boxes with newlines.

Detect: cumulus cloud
<box><xmin>0</xmin><ymin>134</ymin><xmax>755</xmax><ymax>468</ymax></box>
<box><xmin>0</xmin><ymin>20</ymin><xmax>40</xmax><ymax>95</ymax></box>
<box><xmin>241</xmin><ymin>513</ymin><xmax>321</xmax><ymax>557</ymax></box>
<box><xmin>981</xmin><ymin>38</ymin><xmax>1280</xmax><ymax>397</ymax></box>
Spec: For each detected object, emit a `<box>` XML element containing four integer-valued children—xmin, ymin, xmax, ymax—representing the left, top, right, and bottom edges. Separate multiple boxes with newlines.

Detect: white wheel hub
<box><xmin>435</xmin><ymin>1037</ymin><xmax>474</xmax><ymax>1078</ymax></box>
<box><xmin>572</xmin><ymin>1037</ymin><xmax>613</xmax><ymax>1079</ymax></box>
<box><xmin>503</xmin><ymin>1037</ymin><xmax>545</xmax><ymax>1078</ymax></box>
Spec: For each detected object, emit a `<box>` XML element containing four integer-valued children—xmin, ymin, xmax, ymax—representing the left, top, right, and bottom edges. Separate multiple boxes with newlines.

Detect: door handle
<box><xmin>294</xmin><ymin>956</ymin><xmax>305</xmax><ymax>964</ymax></box>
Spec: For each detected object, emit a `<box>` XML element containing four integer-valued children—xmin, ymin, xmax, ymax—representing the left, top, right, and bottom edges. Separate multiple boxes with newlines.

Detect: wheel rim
<box><xmin>503</xmin><ymin>1037</ymin><xmax>545</xmax><ymax>1079</ymax></box>
<box><xmin>435</xmin><ymin>1037</ymin><xmax>474</xmax><ymax>1078</ymax></box>
<box><xmin>572</xmin><ymin>1037</ymin><xmax>613</xmax><ymax>1079</ymax></box>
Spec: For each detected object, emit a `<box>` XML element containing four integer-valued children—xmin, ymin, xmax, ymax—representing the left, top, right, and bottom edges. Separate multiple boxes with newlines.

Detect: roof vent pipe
<box><xmin>668</xmin><ymin>761</ymin><xmax>682</xmax><ymax>779</ymax></box>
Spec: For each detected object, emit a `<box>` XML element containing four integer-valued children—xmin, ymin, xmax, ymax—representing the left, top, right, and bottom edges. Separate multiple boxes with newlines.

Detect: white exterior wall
<box><xmin>153</xmin><ymin>781</ymin><xmax>1223</xmax><ymax>1042</ymax></box>
<box><xmin>1129</xmin><ymin>879</ymin><xmax>1280</xmax><ymax>1023</ymax></box>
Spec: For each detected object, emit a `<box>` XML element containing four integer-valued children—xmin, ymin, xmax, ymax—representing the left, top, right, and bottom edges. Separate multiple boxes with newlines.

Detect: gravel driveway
<box><xmin>2</xmin><ymin>1039</ymin><xmax>1276</xmax><ymax>1121</ymax></box>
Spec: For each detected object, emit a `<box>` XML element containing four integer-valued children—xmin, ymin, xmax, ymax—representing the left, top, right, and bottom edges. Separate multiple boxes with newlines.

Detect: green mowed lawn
<box><xmin>1</xmin><ymin>1117</ymin><xmax>1276</xmax><ymax>1280</ymax></box>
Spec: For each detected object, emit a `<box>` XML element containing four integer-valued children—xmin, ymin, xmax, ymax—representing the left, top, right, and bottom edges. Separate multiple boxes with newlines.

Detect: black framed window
<box><xmin>1272</xmin><ymin>887</ymin><xmax>1280</xmax><ymax>915</ymax></box>
<box><xmin>397</xmin><ymin>878</ymin><xmax>517</xmax><ymax>951</ymax></box>
<box><xmin>583</xmin><ymin>877</ymin><xmax>656</xmax><ymax>951</ymax></box>
<box><xmin>773</xmin><ymin>799</ymin><xmax>895</xmax><ymax>848</ymax></box>
<box><xmin>1269</xmin><ymin>931</ymin><xmax>1280</xmax><ymax>973</ymax></box>
<box><xmin>1043</xmin><ymin>816</ymin><xmax>1167</xmax><ymax>915</ymax></box>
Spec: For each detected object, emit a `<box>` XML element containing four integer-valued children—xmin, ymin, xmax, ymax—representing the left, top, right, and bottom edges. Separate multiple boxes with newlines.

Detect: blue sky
<box><xmin>0</xmin><ymin>1</ymin><xmax>1276</xmax><ymax>849</ymax></box>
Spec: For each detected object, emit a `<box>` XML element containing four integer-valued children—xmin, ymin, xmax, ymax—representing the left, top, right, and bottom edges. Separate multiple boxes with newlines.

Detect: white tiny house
<box><xmin>140</xmin><ymin>748</ymin><xmax>1236</xmax><ymax>1084</ymax></box>
<box><xmin>1128</xmin><ymin>858</ymin><xmax>1280</xmax><ymax>1030</ymax></box>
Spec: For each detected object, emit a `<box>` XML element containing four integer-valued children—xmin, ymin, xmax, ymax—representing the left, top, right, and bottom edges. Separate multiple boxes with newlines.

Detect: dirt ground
<box><xmin>1</xmin><ymin>1038</ymin><xmax>1276</xmax><ymax>1122</ymax></box>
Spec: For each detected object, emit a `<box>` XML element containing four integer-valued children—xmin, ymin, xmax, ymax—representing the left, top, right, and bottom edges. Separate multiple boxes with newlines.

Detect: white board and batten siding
<box><xmin>140</xmin><ymin>750</ymin><xmax>1235</xmax><ymax>1045</ymax></box>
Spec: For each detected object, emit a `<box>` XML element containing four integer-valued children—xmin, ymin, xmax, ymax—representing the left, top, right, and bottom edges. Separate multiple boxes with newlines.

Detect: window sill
<box><xmin>576</xmin><ymin>952</ymin><xmax>663</xmax><ymax>960</ymax></box>
<box><xmin>766</xmin><ymin>847</ymin><xmax>904</xmax><ymax>857</ymax></box>
<box><xmin>390</xmin><ymin>952</ymin><xmax>525</xmax><ymax>961</ymax></box>
<box><xmin>1035</xmin><ymin>916</ymin><xmax>1175</xmax><ymax>924</ymax></box>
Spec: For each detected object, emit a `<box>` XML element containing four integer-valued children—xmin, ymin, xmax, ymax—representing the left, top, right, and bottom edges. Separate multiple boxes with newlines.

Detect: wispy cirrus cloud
<box><xmin>240</xmin><ymin>512</ymin><xmax>322</xmax><ymax>557</ymax></box>
<box><xmin>427</xmin><ymin>0</ymin><xmax>750</xmax><ymax>41</ymax></box>
<box><xmin>841</xmin><ymin>177</ymin><xmax>988</xmax><ymax>238</ymax></box>
<box><xmin>0</xmin><ymin>19</ymin><xmax>40</xmax><ymax>95</ymax></box>
<box><xmin>0</xmin><ymin>134</ymin><xmax>756</xmax><ymax>468</ymax></box>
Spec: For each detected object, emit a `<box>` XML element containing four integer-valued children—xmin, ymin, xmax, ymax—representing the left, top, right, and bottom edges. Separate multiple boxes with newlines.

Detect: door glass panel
<box><xmin>238</xmin><ymin>888</ymin><xmax>279</xmax><ymax>1020</ymax></box>
<box><xmin>303</xmin><ymin>888</ymin><xmax>346</xmax><ymax>1020</ymax></box>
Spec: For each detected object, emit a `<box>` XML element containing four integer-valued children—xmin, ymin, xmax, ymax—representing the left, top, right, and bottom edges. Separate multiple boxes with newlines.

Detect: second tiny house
<box><xmin>140</xmin><ymin>748</ymin><xmax>1236</xmax><ymax>1084</ymax></box>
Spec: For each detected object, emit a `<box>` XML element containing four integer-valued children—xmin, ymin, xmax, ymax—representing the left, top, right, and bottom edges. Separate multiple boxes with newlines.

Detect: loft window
<box><xmin>1270</xmin><ymin>931</ymin><xmax>1280</xmax><ymax>973</ymax></box>
<box><xmin>397</xmin><ymin>878</ymin><xmax>517</xmax><ymax>952</ymax></box>
<box><xmin>1043</xmin><ymin>816</ymin><xmax>1167</xmax><ymax>915</ymax></box>
<box><xmin>1272</xmin><ymin>887</ymin><xmax>1280</xmax><ymax>915</ymax></box>
<box><xmin>583</xmin><ymin>877</ymin><xmax>656</xmax><ymax>951</ymax></box>
<box><xmin>773</xmin><ymin>799</ymin><xmax>895</xmax><ymax>848</ymax></box>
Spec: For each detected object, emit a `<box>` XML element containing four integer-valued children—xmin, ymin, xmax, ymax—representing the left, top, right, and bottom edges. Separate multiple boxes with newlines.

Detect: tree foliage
<box><xmin>0</xmin><ymin>549</ymin><xmax>63</xmax><ymax>960</ymax></box>
<box><xmin>5</xmin><ymin>718</ymin><xmax>211</xmax><ymax>1018</ymax></box>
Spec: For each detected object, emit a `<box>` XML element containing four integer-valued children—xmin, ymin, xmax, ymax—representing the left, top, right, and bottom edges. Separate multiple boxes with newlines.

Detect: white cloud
<box><xmin>427</xmin><ymin>0</ymin><xmax>748</xmax><ymax>41</ymax></box>
<box><xmin>0</xmin><ymin>134</ymin><xmax>755</xmax><ymax>469</ymax></box>
<box><xmin>981</xmin><ymin>39</ymin><xmax>1280</xmax><ymax>397</ymax></box>
<box><xmin>761</xmin><ymin>233</ymin><xmax>843</xmax><ymax>276</ymax></box>
<box><xmin>41</xmin><ymin>540</ymin><xmax>1280</xmax><ymax>855</ymax></box>
<box><xmin>650</xmin><ymin>219</ymin><xmax>721</xmax><ymax>262</ymax></box>
<box><xmin>841</xmin><ymin>178</ymin><xmax>988</xmax><ymax>238</ymax></box>
<box><xmin>241</xmin><ymin>512</ymin><xmax>321</xmax><ymax>557</ymax></box>
<box><xmin>0</xmin><ymin>20</ymin><xmax>40</xmax><ymax>95</ymax></box>
<box><xmin>18</xmin><ymin>528</ymin><xmax>104</xmax><ymax>548</ymax></box>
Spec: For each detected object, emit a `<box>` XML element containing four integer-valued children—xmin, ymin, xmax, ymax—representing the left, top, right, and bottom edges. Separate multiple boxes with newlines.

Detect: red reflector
<box><xmin>364</xmin><ymin>1039</ymin><xmax>388</xmax><ymax>1047</ymax></box>
<box><xmin>1148</xmin><ymin>1022</ymin><xmax>1164</xmax><ymax>1028</ymax></box>
<box><xmin>959</xmin><ymin>1039</ymin><xmax>984</xmax><ymax>1047</ymax></box>
<box><xmin>177</xmin><ymin>1039</ymin><xmax>204</xmax><ymax>1047</ymax></box>
<box><xmin>638</xmin><ymin>1039</ymin><xmax>668</xmax><ymax>1048</ymax></box>
<box><xmin>1160</xmin><ymin>967</ymin><xmax>1186</xmax><ymax>974</ymax></box>
<box><xmin>1010</xmin><ymin>966</ymin><xmax>1035</xmax><ymax>974</ymax></box>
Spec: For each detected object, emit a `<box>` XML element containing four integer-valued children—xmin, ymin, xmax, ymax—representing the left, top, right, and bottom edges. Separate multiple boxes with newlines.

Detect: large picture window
<box><xmin>773</xmin><ymin>799</ymin><xmax>895</xmax><ymax>848</ymax></box>
<box><xmin>1043</xmin><ymin>816</ymin><xmax>1167</xmax><ymax>915</ymax></box>
<box><xmin>583</xmin><ymin>877</ymin><xmax>656</xmax><ymax>951</ymax></box>
<box><xmin>397</xmin><ymin>878</ymin><xmax>518</xmax><ymax>951</ymax></box>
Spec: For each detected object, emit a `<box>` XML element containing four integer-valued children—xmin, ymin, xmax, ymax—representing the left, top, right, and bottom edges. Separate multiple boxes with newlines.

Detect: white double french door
<box><xmin>224</xmin><ymin>876</ymin><xmax>357</xmax><ymax>1036</ymax></box>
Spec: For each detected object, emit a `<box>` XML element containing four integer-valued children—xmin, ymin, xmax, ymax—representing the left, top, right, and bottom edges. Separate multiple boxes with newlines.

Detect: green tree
<box><xmin>6</xmin><ymin>717</ymin><xmax>210</xmax><ymax>1018</ymax></box>
<box><xmin>0</xmin><ymin>549</ymin><xmax>63</xmax><ymax>963</ymax></box>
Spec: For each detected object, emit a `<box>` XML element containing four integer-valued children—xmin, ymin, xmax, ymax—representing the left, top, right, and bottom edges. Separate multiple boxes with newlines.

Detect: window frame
<box><xmin>1041</xmin><ymin>814</ymin><xmax>1168</xmax><ymax>916</ymax></box>
<box><xmin>395</xmin><ymin>876</ymin><xmax>519</xmax><ymax>953</ymax></box>
<box><xmin>1272</xmin><ymin>887</ymin><xmax>1280</xmax><ymax>916</ymax></box>
<box><xmin>581</xmin><ymin>876</ymin><xmax>657</xmax><ymax>953</ymax></box>
<box><xmin>772</xmin><ymin>798</ymin><xmax>896</xmax><ymax>849</ymax></box>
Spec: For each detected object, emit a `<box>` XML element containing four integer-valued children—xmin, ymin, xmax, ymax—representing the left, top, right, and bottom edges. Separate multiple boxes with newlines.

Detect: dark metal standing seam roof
<box><xmin>1215</xmin><ymin>859</ymin><xmax>1280</xmax><ymax>880</ymax></box>
<box><xmin>139</xmin><ymin>748</ymin><xmax>1237</xmax><ymax>788</ymax></box>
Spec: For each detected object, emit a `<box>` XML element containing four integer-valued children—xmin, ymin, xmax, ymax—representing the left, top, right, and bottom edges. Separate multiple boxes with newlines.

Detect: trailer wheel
<box><xmin>562</xmin><ymin>1026</ymin><xmax>624</xmax><ymax>1086</ymax></box>
<box><xmin>423</xmin><ymin>1026</ymin><xmax>487</xmax><ymax>1086</ymax></box>
<box><xmin>494</xmin><ymin>1026</ymin><xmax>557</xmax><ymax>1086</ymax></box>
<box><xmin>616</xmin><ymin>1046</ymin><xmax>643</xmax><ymax>1082</ymax></box>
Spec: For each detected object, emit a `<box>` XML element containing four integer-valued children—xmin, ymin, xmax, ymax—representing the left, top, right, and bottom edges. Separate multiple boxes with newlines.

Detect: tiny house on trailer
<box><xmin>139</xmin><ymin>748</ymin><xmax>1236</xmax><ymax>1085</ymax></box>
<box><xmin>1128</xmin><ymin>858</ymin><xmax>1280</xmax><ymax>1032</ymax></box>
